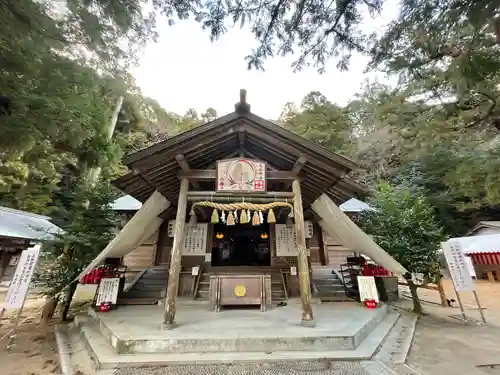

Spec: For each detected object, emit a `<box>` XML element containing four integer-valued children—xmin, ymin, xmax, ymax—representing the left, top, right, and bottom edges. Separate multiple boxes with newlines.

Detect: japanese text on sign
<box><xmin>357</xmin><ymin>276</ymin><xmax>379</xmax><ymax>303</ymax></box>
<box><xmin>442</xmin><ymin>241</ymin><xmax>475</xmax><ymax>292</ymax></box>
<box><xmin>95</xmin><ymin>278</ymin><xmax>120</xmax><ymax>305</ymax></box>
<box><xmin>3</xmin><ymin>245</ymin><xmax>41</xmax><ymax>310</ymax></box>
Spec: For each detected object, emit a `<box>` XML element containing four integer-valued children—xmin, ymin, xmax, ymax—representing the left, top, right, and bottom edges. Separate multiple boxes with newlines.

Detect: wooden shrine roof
<box><xmin>114</xmin><ymin>91</ymin><xmax>365</xmax><ymax>207</ymax></box>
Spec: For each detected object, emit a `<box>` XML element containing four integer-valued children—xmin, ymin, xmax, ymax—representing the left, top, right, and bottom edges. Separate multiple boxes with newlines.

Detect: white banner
<box><xmin>442</xmin><ymin>240</ymin><xmax>475</xmax><ymax>292</ymax></box>
<box><xmin>95</xmin><ymin>278</ymin><xmax>120</xmax><ymax>305</ymax></box>
<box><xmin>3</xmin><ymin>245</ymin><xmax>41</xmax><ymax>310</ymax></box>
<box><xmin>357</xmin><ymin>276</ymin><xmax>379</xmax><ymax>303</ymax></box>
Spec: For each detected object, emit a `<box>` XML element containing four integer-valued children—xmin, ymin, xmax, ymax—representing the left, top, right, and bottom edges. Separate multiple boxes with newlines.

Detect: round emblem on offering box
<box><xmin>234</xmin><ymin>285</ymin><xmax>246</xmax><ymax>297</ymax></box>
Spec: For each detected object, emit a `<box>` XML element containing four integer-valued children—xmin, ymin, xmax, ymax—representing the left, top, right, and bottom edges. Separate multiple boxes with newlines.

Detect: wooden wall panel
<box><xmin>323</xmin><ymin>234</ymin><xmax>355</xmax><ymax>269</ymax></box>
<box><xmin>122</xmin><ymin>231</ymin><xmax>158</xmax><ymax>280</ymax></box>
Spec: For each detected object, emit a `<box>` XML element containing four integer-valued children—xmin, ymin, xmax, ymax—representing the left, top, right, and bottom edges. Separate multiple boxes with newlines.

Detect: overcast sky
<box><xmin>131</xmin><ymin>2</ymin><xmax>399</xmax><ymax>120</ymax></box>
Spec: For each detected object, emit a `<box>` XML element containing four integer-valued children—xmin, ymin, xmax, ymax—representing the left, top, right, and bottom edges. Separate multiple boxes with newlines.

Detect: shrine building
<box><xmin>81</xmin><ymin>90</ymin><xmax>405</xmax><ymax>328</ymax></box>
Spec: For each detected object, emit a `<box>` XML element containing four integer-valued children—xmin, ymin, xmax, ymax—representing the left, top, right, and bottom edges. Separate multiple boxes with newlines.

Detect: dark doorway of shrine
<box><xmin>211</xmin><ymin>223</ymin><xmax>271</xmax><ymax>267</ymax></box>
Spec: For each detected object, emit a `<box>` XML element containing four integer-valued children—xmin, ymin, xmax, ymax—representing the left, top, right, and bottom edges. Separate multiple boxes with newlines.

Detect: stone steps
<box><xmin>75</xmin><ymin>306</ymin><xmax>400</xmax><ymax>369</ymax></box>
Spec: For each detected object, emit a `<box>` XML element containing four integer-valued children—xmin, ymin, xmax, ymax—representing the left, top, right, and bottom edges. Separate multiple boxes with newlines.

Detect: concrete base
<box><xmin>75</xmin><ymin>298</ymin><xmax>400</xmax><ymax>369</ymax></box>
<box><xmin>301</xmin><ymin>318</ymin><xmax>317</xmax><ymax>328</ymax></box>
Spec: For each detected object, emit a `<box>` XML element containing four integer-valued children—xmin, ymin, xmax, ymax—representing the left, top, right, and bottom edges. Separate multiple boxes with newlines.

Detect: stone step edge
<box><xmin>77</xmin><ymin>311</ymin><xmax>399</xmax><ymax>370</ymax></box>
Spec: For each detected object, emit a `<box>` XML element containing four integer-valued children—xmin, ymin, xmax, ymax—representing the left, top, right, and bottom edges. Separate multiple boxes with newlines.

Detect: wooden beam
<box><xmin>175</xmin><ymin>154</ymin><xmax>199</xmax><ymax>189</ymax></box>
<box><xmin>286</xmin><ymin>156</ymin><xmax>307</xmax><ymax>189</ymax></box>
<box><xmin>178</xmin><ymin>169</ymin><xmax>300</xmax><ymax>181</ymax></box>
<box><xmin>317</xmin><ymin>224</ymin><xmax>327</xmax><ymax>266</ymax></box>
<box><xmin>292</xmin><ymin>179</ymin><xmax>315</xmax><ymax>327</ymax></box>
<box><xmin>188</xmin><ymin>196</ymin><xmax>292</xmax><ymax>203</ymax></box>
<box><xmin>163</xmin><ymin>177</ymin><xmax>189</xmax><ymax>328</ymax></box>
<box><xmin>242</xmin><ymin>150</ymin><xmax>279</xmax><ymax>170</ymax></box>
<box><xmin>238</xmin><ymin>130</ymin><xmax>245</xmax><ymax>157</ymax></box>
<box><xmin>187</xmin><ymin>191</ymin><xmax>294</xmax><ymax>198</ymax></box>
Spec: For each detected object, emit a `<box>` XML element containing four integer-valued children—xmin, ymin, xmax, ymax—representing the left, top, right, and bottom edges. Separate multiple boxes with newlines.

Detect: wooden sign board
<box><xmin>216</xmin><ymin>158</ymin><xmax>266</xmax><ymax>192</ymax></box>
<box><xmin>192</xmin><ymin>266</ymin><xmax>200</xmax><ymax>276</ymax></box>
<box><xmin>275</xmin><ymin>224</ymin><xmax>311</xmax><ymax>256</ymax></box>
<box><xmin>182</xmin><ymin>223</ymin><xmax>208</xmax><ymax>256</ymax></box>
<box><xmin>3</xmin><ymin>245</ymin><xmax>41</xmax><ymax>310</ymax></box>
<box><xmin>442</xmin><ymin>240</ymin><xmax>475</xmax><ymax>292</ymax></box>
<box><xmin>95</xmin><ymin>278</ymin><xmax>120</xmax><ymax>306</ymax></box>
<box><xmin>357</xmin><ymin>276</ymin><xmax>379</xmax><ymax>303</ymax></box>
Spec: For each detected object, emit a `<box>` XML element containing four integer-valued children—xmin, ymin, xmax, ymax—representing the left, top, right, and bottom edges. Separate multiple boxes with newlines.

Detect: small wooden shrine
<box><xmin>82</xmin><ymin>90</ymin><xmax>406</xmax><ymax>328</ymax></box>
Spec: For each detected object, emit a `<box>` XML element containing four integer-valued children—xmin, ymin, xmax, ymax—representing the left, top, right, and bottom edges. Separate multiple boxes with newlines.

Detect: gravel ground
<box><xmin>112</xmin><ymin>361</ymin><xmax>393</xmax><ymax>375</ymax></box>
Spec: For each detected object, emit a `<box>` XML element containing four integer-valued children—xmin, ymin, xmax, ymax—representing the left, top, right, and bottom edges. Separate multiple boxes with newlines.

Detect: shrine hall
<box><xmin>80</xmin><ymin>89</ymin><xmax>406</xmax><ymax>329</ymax></box>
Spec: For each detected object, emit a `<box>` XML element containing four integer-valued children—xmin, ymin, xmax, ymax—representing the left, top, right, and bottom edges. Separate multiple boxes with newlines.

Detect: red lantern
<box><xmin>364</xmin><ymin>299</ymin><xmax>377</xmax><ymax>309</ymax></box>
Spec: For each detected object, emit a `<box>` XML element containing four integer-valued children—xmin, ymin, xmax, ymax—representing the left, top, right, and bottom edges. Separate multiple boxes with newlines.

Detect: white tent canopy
<box><xmin>77</xmin><ymin>191</ymin><xmax>170</xmax><ymax>279</ymax></box>
<box><xmin>339</xmin><ymin>198</ymin><xmax>372</xmax><ymax>213</ymax></box>
<box><xmin>441</xmin><ymin>234</ymin><xmax>500</xmax><ymax>278</ymax></box>
<box><xmin>110</xmin><ymin>195</ymin><xmax>142</xmax><ymax>211</ymax></box>
<box><xmin>457</xmin><ymin>233</ymin><xmax>500</xmax><ymax>254</ymax></box>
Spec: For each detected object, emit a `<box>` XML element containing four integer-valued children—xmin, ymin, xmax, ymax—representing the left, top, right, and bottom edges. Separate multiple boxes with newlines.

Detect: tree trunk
<box><xmin>40</xmin><ymin>296</ymin><xmax>59</xmax><ymax>325</ymax></box>
<box><xmin>435</xmin><ymin>273</ymin><xmax>448</xmax><ymax>307</ymax></box>
<box><xmin>407</xmin><ymin>280</ymin><xmax>422</xmax><ymax>313</ymax></box>
<box><xmin>60</xmin><ymin>281</ymin><xmax>78</xmax><ymax>322</ymax></box>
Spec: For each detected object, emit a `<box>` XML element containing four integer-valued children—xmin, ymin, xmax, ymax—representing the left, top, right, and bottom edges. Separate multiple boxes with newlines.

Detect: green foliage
<box><xmin>360</xmin><ymin>183</ymin><xmax>444</xmax><ymax>278</ymax></box>
<box><xmin>34</xmin><ymin>181</ymin><xmax>119</xmax><ymax>297</ymax></box>
<box><xmin>279</xmin><ymin>92</ymin><xmax>352</xmax><ymax>152</ymax></box>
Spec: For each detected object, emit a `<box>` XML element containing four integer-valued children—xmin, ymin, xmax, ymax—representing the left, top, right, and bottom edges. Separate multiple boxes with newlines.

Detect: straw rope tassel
<box><xmin>240</xmin><ymin>209</ymin><xmax>248</xmax><ymax>224</ymax></box>
<box><xmin>226</xmin><ymin>211</ymin><xmax>235</xmax><ymax>225</ymax></box>
<box><xmin>252</xmin><ymin>211</ymin><xmax>260</xmax><ymax>226</ymax></box>
<box><xmin>267</xmin><ymin>208</ymin><xmax>276</xmax><ymax>223</ymax></box>
<box><xmin>211</xmin><ymin>209</ymin><xmax>219</xmax><ymax>224</ymax></box>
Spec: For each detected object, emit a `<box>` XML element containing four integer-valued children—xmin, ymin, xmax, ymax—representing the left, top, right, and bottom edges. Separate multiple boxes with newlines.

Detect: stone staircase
<box><xmin>195</xmin><ymin>266</ymin><xmax>287</xmax><ymax>303</ymax></box>
<box><xmin>118</xmin><ymin>265</ymin><xmax>168</xmax><ymax>305</ymax></box>
<box><xmin>311</xmin><ymin>268</ymin><xmax>351</xmax><ymax>302</ymax></box>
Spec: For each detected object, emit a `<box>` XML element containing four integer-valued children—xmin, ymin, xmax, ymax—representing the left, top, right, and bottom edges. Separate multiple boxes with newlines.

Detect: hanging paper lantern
<box><xmin>211</xmin><ymin>209</ymin><xmax>219</xmax><ymax>224</ymax></box>
<box><xmin>227</xmin><ymin>211</ymin><xmax>235</xmax><ymax>226</ymax></box>
<box><xmin>267</xmin><ymin>208</ymin><xmax>276</xmax><ymax>224</ymax></box>
<box><xmin>260</xmin><ymin>232</ymin><xmax>269</xmax><ymax>239</ymax></box>
<box><xmin>216</xmin><ymin>232</ymin><xmax>224</xmax><ymax>239</ymax></box>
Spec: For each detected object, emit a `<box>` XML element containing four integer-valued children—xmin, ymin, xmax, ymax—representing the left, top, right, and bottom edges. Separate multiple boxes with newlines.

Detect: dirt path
<box><xmin>408</xmin><ymin>314</ymin><xmax>500</xmax><ymax>375</ymax></box>
<box><xmin>0</xmin><ymin>285</ymin><xmax>96</xmax><ymax>375</ymax></box>
<box><xmin>0</xmin><ymin>309</ymin><xmax>59</xmax><ymax>375</ymax></box>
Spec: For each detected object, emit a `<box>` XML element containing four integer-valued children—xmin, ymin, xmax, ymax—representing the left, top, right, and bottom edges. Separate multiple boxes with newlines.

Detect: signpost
<box><xmin>441</xmin><ymin>240</ymin><xmax>486</xmax><ymax>324</ymax></box>
<box><xmin>0</xmin><ymin>244</ymin><xmax>41</xmax><ymax>345</ymax></box>
<box><xmin>357</xmin><ymin>276</ymin><xmax>379</xmax><ymax>307</ymax></box>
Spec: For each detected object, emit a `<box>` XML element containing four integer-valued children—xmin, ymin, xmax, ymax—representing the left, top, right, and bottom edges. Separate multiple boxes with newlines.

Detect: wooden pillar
<box><xmin>317</xmin><ymin>224</ymin><xmax>327</xmax><ymax>266</ymax></box>
<box><xmin>487</xmin><ymin>271</ymin><xmax>496</xmax><ymax>283</ymax></box>
<box><xmin>0</xmin><ymin>250</ymin><xmax>10</xmax><ymax>282</ymax></box>
<box><xmin>292</xmin><ymin>180</ymin><xmax>315</xmax><ymax>327</ymax></box>
<box><xmin>163</xmin><ymin>178</ymin><xmax>189</xmax><ymax>327</ymax></box>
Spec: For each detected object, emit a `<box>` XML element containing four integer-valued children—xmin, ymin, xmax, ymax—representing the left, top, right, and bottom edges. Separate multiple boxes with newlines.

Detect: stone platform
<box><xmin>75</xmin><ymin>299</ymin><xmax>400</xmax><ymax>369</ymax></box>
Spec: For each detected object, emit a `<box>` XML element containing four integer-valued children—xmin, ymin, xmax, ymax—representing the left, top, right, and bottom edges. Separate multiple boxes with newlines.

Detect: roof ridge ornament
<box><xmin>235</xmin><ymin>89</ymin><xmax>251</xmax><ymax>114</ymax></box>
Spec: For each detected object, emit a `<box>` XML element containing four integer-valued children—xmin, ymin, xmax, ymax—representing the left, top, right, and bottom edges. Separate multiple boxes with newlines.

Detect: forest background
<box><xmin>2</xmin><ymin>0</ymin><xmax>500</xmax><ymax>314</ymax></box>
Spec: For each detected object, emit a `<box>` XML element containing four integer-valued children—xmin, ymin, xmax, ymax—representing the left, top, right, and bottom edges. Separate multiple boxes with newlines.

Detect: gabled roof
<box><xmin>110</xmin><ymin>195</ymin><xmax>142</xmax><ymax>211</ymax></box>
<box><xmin>114</xmin><ymin>90</ymin><xmax>364</xmax><ymax>207</ymax></box>
<box><xmin>339</xmin><ymin>198</ymin><xmax>372</xmax><ymax>213</ymax></box>
<box><xmin>467</xmin><ymin>221</ymin><xmax>500</xmax><ymax>236</ymax></box>
<box><xmin>0</xmin><ymin>206</ymin><xmax>63</xmax><ymax>242</ymax></box>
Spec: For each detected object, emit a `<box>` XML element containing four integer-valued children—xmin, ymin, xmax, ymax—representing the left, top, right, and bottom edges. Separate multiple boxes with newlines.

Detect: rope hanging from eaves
<box><xmin>189</xmin><ymin>201</ymin><xmax>293</xmax><ymax>226</ymax></box>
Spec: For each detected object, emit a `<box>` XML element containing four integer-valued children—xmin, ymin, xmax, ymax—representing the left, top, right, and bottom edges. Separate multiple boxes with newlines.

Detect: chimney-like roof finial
<box><xmin>235</xmin><ymin>89</ymin><xmax>251</xmax><ymax>114</ymax></box>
